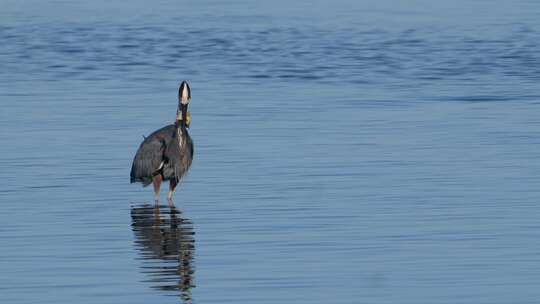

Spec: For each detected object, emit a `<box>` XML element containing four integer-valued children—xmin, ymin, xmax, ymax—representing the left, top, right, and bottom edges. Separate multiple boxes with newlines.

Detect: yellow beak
<box><xmin>176</xmin><ymin>111</ymin><xmax>191</xmax><ymax>127</ymax></box>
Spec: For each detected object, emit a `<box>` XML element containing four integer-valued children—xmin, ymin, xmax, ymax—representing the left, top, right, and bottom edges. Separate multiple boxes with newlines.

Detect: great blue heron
<box><xmin>130</xmin><ymin>81</ymin><xmax>194</xmax><ymax>203</ymax></box>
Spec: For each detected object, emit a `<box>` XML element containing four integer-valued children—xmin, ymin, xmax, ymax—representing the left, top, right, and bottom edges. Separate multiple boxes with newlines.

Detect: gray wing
<box><xmin>130</xmin><ymin>125</ymin><xmax>176</xmax><ymax>186</ymax></box>
<box><xmin>163</xmin><ymin>129</ymin><xmax>194</xmax><ymax>182</ymax></box>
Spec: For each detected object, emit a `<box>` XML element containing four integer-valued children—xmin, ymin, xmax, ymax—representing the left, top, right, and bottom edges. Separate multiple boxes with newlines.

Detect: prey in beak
<box><xmin>176</xmin><ymin>111</ymin><xmax>191</xmax><ymax>128</ymax></box>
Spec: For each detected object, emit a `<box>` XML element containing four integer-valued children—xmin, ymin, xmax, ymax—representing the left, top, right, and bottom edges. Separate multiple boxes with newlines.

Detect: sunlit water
<box><xmin>1</xmin><ymin>1</ymin><xmax>540</xmax><ymax>303</ymax></box>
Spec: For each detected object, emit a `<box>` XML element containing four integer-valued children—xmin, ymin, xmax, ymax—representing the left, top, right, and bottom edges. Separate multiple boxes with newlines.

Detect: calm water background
<box><xmin>1</xmin><ymin>0</ymin><xmax>540</xmax><ymax>303</ymax></box>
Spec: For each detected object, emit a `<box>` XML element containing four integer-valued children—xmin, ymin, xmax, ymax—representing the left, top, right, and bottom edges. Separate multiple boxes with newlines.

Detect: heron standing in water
<box><xmin>130</xmin><ymin>81</ymin><xmax>194</xmax><ymax>204</ymax></box>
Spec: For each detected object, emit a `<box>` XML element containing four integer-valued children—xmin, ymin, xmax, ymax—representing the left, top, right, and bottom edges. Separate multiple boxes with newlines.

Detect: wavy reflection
<box><xmin>131</xmin><ymin>204</ymin><xmax>195</xmax><ymax>303</ymax></box>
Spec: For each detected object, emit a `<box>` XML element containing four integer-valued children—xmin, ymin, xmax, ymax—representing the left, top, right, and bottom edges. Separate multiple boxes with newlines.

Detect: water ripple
<box><xmin>131</xmin><ymin>204</ymin><xmax>195</xmax><ymax>303</ymax></box>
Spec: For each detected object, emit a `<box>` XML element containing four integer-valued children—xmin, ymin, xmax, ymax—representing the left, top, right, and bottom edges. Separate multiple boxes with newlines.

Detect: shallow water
<box><xmin>1</xmin><ymin>1</ymin><xmax>540</xmax><ymax>303</ymax></box>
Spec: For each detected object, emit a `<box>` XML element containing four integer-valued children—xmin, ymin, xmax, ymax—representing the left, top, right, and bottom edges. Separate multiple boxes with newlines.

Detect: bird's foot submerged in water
<box><xmin>167</xmin><ymin>190</ymin><xmax>176</xmax><ymax>207</ymax></box>
<box><xmin>152</xmin><ymin>175</ymin><xmax>162</xmax><ymax>206</ymax></box>
<box><xmin>167</xmin><ymin>179</ymin><xmax>178</xmax><ymax>207</ymax></box>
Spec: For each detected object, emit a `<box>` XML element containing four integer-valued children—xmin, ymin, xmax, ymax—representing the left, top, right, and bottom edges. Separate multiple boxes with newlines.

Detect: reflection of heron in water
<box><xmin>131</xmin><ymin>204</ymin><xmax>195</xmax><ymax>303</ymax></box>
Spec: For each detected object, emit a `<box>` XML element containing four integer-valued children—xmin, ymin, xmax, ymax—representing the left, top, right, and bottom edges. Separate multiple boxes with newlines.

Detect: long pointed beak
<box><xmin>181</xmin><ymin>104</ymin><xmax>188</xmax><ymax>127</ymax></box>
<box><xmin>177</xmin><ymin>103</ymin><xmax>189</xmax><ymax>128</ymax></box>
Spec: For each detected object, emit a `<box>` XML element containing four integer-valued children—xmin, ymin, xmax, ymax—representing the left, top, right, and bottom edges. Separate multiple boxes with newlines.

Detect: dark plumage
<box><xmin>130</xmin><ymin>81</ymin><xmax>194</xmax><ymax>203</ymax></box>
<box><xmin>130</xmin><ymin>125</ymin><xmax>194</xmax><ymax>185</ymax></box>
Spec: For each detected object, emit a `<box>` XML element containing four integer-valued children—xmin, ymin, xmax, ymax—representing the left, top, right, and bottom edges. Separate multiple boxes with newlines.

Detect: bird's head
<box><xmin>176</xmin><ymin>81</ymin><xmax>191</xmax><ymax>128</ymax></box>
<box><xmin>179</xmin><ymin>80</ymin><xmax>191</xmax><ymax>105</ymax></box>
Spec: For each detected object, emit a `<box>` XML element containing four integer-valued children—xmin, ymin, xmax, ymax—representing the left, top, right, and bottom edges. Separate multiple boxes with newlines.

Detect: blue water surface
<box><xmin>1</xmin><ymin>1</ymin><xmax>540</xmax><ymax>303</ymax></box>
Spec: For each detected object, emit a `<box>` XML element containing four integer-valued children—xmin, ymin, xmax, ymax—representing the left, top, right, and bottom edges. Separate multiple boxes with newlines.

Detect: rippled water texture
<box><xmin>1</xmin><ymin>0</ymin><xmax>540</xmax><ymax>303</ymax></box>
<box><xmin>131</xmin><ymin>205</ymin><xmax>195</xmax><ymax>302</ymax></box>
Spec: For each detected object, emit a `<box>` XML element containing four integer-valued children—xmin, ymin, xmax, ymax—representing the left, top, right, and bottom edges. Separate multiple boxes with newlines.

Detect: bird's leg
<box><xmin>167</xmin><ymin>178</ymin><xmax>178</xmax><ymax>206</ymax></box>
<box><xmin>152</xmin><ymin>174</ymin><xmax>163</xmax><ymax>204</ymax></box>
